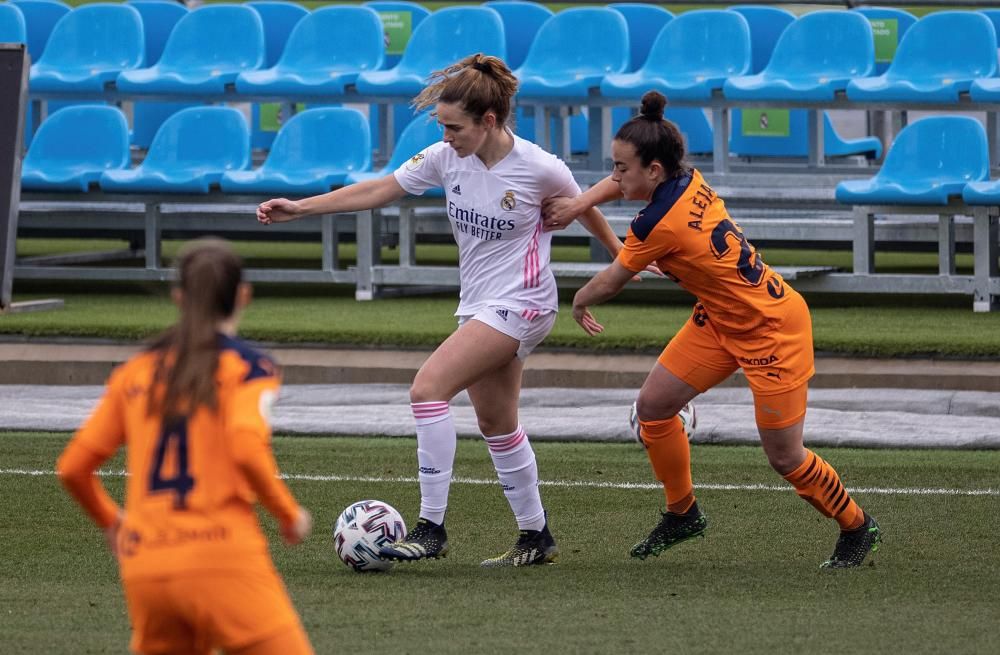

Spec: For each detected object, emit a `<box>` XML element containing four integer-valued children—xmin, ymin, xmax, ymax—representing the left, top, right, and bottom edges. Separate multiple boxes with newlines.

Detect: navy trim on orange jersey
<box><xmin>630</xmin><ymin>171</ymin><xmax>693</xmax><ymax>241</ymax></box>
<box><xmin>219</xmin><ymin>334</ymin><xmax>276</xmax><ymax>382</ymax></box>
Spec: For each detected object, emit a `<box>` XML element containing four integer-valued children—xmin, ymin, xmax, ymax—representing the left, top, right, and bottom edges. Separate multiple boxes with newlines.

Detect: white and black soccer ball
<box><xmin>628</xmin><ymin>401</ymin><xmax>698</xmax><ymax>445</ymax></box>
<box><xmin>333</xmin><ymin>500</ymin><xmax>407</xmax><ymax>572</ymax></box>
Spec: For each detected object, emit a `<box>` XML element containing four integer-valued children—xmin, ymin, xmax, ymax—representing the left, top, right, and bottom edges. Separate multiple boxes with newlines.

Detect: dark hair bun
<box><xmin>639</xmin><ymin>91</ymin><xmax>667</xmax><ymax>121</ymax></box>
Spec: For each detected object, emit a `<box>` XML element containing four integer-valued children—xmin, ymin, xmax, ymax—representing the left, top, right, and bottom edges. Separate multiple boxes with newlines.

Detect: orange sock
<box><xmin>639</xmin><ymin>416</ymin><xmax>695</xmax><ymax>514</ymax></box>
<box><xmin>783</xmin><ymin>449</ymin><xmax>864</xmax><ymax>530</ymax></box>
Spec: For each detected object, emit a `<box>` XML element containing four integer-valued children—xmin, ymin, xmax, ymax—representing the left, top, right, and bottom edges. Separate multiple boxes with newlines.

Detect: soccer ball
<box><xmin>628</xmin><ymin>401</ymin><xmax>698</xmax><ymax>445</ymax></box>
<box><xmin>333</xmin><ymin>500</ymin><xmax>407</xmax><ymax>572</ymax></box>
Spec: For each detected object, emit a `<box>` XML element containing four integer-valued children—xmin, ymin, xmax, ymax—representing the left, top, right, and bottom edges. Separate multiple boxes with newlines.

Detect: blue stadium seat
<box><xmin>245</xmin><ymin>2</ymin><xmax>310</xmax><ymax>150</ymax></box>
<box><xmin>516</xmin><ymin>7</ymin><xmax>628</xmax><ymax>99</ymax></box>
<box><xmin>848</xmin><ymin>12</ymin><xmax>996</xmax><ymax>103</ymax></box>
<box><xmin>363</xmin><ymin>2</ymin><xmax>432</xmax><ymax>150</ymax></box>
<box><xmin>127</xmin><ymin>1</ymin><xmax>192</xmax><ymax>149</ymax></box>
<box><xmin>29</xmin><ymin>3</ymin><xmax>144</xmax><ymax>93</ymax></box>
<box><xmin>346</xmin><ymin>112</ymin><xmax>442</xmax><ymax>185</ymax></box>
<box><xmin>246</xmin><ymin>1</ymin><xmax>308</xmax><ymax>68</ymax></box>
<box><xmin>852</xmin><ymin>6</ymin><xmax>917</xmax><ymax>75</ymax></box>
<box><xmin>236</xmin><ymin>6</ymin><xmax>384</xmax><ymax>96</ymax></box>
<box><xmin>725</xmin><ymin>10</ymin><xmax>873</xmax><ymax>102</ymax></box>
<box><xmin>963</xmin><ymin>178</ymin><xmax>1000</xmax><ymax>205</ymax></box>
<box><xmin>606</xmin><ymin>3</ymin><xmax>675</xmax><ymax>156</ymax></box>
<box><xmin>363</xmin><ymin>1</ymin><xmax>430</xmax><ymax>68</ymax></box>
<box><xmin>9</xmin><ymin>0</ymin><xmax>68</xmax><ymax>62</ymax></box>
<box><xmin>726</xmin><ymin>6</ymin><xmax>878</xmax><ymax>160</ymax></box>
<box><xmin>10</xmin><ymin>0</ymin><xmax>70</xmax><ymax>148</ymax></box>
<box><xmin>356</xmin><ymin>7</ymin><xmax>504</xmax><ymax>97</ymax></box>
<box><xmin>968</xmin><ymin>10</ymin><xmax>1000</xmax><ymax>101</ymax></box>
<box><xmin>116</xmin><ymin>5</ymin><xmax>265</xmax><ymax>95</ymax></box>
<box><xmin>485</xmin><ymin>1</ymin><xmax>552</xmax><ymax>70</ymax></box>
<box><xmin>981</xmin><ymin>9</ymin><xmax>1000</xmax><ymax>44</ymax></box>
<box><xmin>608</xmin><ymin>3</ymin><xmax>673</xmax><ymax>72</ymax></box>
<box><xmin>484</xmin><ymin>1</ymin><xmax>558</xmax><ymax>150</ymax></box>
<box><xmin>0</xmin><ymin>4</ymin><xmax>26</xmax><ymax>44</ymax></box>
<box><xmin>727</xmin><ymin>5</ymin><xmax>793</xmax><ymax>75</ymax></box>
<box><xmin>514</xmin><ymin>6</ymin><xmax>628</xmax><ymax>152</ymax></box>
<box><xmin>221</xmin><ymin>108</ymin><xmax>370</xmax><ymax>195</ymax></box>
<box><xmin>127</xmin><ymin>0</ymin><xmax>186</xmax><ymax>65</ymax></box>
<box><xmin>100</xmin><ymin>107</ymin><xmax>250</xmax><ymax>194</ymax></box>
<box><xmin>22</xmin><ymin>106</ymin><xmax>129</xmax><ymax>192</ymax></box>
<box><xmin>835</xmin><ymin>116</ymin><xmax>989</xmax><ymax>205</ymax></box>
<box><xmin>602</xmin><ymin>10</ymin><xmax>750</xmax><ymax>101</ymax></box>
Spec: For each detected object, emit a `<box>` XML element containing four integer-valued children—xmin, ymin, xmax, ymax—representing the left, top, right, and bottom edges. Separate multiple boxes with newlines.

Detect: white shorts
<box><xmin>458</xmin><ymin>306</ymin><xmax>557</xmax><ymax>360</ymax></box>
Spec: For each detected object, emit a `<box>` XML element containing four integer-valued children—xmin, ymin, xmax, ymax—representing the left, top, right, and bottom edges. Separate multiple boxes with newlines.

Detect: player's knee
<box><xmin>477</xmin><ymin>416</ymin><xmax>515</xmax><ymax>436</ymax></box>
<box><xmin>635</xmin><ymin>394</ymin><xmax>684</xmax><ymax>422</ymax></box>
<box><xmin>764</xmin><ymin>449</ymin><xmax>802</xmax><ymax>476</ymax></box>
<box><xmin>409</xmin><ymin>377</ymin><xmax>445</xmax><ymax>404</ymax></box>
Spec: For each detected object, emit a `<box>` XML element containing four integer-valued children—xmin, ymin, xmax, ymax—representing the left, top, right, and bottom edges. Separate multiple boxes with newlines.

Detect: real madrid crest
<box><xmin>500</xmin><ymin>190</ymin><xmax>516</xmax><ymax>211</ymax></box>
<box><xmin>405</xmin><ymin>152</ymin><xmax>425</xmax><ymax>171</ymax></box>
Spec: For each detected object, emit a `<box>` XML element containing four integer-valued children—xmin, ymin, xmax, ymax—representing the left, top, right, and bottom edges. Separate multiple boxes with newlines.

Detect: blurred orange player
<box><xmin>57</xmin><ymin>238</ymin><xmax>314</xmax><ymax>654</ymax></box>
<box><xmin>542</xmin><ymin>91</ymin><xmax>881</xmax><ymax>570</ymax></box>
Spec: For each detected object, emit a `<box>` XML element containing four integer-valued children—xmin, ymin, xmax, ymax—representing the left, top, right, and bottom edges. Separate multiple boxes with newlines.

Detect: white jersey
<box><xmin>394</xmin><ymin>133</ymin><xmax>580</xmax><ymax>315</ymax></box>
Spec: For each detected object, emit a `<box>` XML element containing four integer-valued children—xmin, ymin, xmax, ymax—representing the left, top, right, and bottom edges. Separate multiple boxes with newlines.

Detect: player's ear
<box><xmin>482</xmin><ymin>111</ymin><xmax>497</xmax><ymax>130</ymax></box>
<box><xmin>647</xmin><ymin>160</ymin><xmax>665</xmax><ymax>182</ymax></box>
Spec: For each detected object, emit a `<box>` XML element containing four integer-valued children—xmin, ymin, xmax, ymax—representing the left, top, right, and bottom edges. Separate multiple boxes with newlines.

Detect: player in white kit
<box><xmin>257</xmin><ymin>54</ymin><xmax>623</xmax><ymax>567</ymax></box>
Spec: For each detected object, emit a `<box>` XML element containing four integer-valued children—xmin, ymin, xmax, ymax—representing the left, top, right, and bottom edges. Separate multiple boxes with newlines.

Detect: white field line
<box><xmin>3</xmin><ymin>468</ymin><xmax>998</xmax><ymax>497</ymax></box>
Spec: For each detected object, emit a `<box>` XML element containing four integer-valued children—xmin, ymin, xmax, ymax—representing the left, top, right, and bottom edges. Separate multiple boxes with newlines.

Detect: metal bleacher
<box><xmin>6</xmin><ymin>0</ymin><xmax>1000</xmax><ymax>313</ymax></box>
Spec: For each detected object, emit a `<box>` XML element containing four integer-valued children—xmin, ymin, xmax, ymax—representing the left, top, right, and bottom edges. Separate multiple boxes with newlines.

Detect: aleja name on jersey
<box><xmin>687</xmin><ymin>181</ymin><xmax>716</xmax><ymax>232</ymax></box>
<box><xmin>448</xmin><ymin>200</ymin><xmax>516</xmax><ymax>242</ymax></box>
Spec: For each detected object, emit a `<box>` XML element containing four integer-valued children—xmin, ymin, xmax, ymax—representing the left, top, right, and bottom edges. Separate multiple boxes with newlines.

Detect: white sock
<box><xmin>484</xmin><ymin>425</ymin><xmax>546</xmax><ymax>531</ymax></box>
<box><xmin>411</xmin><ymin>401</ymin><xmax>456</xmax><ymax>525</ymax></box>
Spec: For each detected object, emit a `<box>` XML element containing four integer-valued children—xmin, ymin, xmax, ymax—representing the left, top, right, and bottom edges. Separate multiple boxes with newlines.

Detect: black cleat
<box><xmin>821</xmin><ymin>512</ymin><xmax>882</xmax><ymax>569</ymax></box>
<box><xmin>378</xmin><ymin>518</ymin><xmax>449</xmax><ymax>562</ymax></box>
<box><xmin>630</xmin><ymin>502</ymin><xmax>708</xmax><ymax>560</ymax></box>
<box><xmin>480</xmin><ymin>522</ymin><xmax>559</xmax><ymax>568</ymax></box>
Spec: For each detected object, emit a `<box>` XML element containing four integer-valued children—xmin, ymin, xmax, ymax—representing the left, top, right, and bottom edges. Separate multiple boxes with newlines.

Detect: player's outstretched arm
<box><xmin>257</xmin><ymin>175</ymin><xmax>408</xmax><ymax>225</ymax></box>
<box><xmin>541</xmin><ymin>175</ymin><xmax>622</xmax><ymax>231</ymax></box>
<box><xmin>571</xmin><ymin>260</ymin><xmax>636</xmax><ymax>336</ymax></box>
<box><xmin>576</xmin><ymin>206</ymin><xmax>625</xmax><ymax>259</ymax></box>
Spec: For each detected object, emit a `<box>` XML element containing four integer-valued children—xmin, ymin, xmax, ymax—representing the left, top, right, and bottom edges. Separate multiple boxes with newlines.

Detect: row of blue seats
<box><xmin>2</xmin><ymin>0</ymin><xmax>882</xmax><ymax>161</ymax></box>
<box><xmin>6</xmin><ymin>2</ymin><xmax>1000</xmax><ymax>104</ymax></box>
<box><xmin>21</xmin><ymin>105</ymin><xmax>442</xmax><ymax>194</ymax></box>
<box><xmin>24</xmin><ymin>104</ymin><xmax>1000</xmax><ymax>208</ymax></box>
<box><xmin>836</xmin><ymin>116</ymin><xmax>1000</xmax><ymax>206</ymax></box>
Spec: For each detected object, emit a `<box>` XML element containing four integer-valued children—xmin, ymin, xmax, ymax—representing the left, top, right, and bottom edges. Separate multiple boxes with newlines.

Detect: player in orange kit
<box><xmin>57</xmin><ymin>238</ymin><xmax>314</xmax><ymax>654</ymax></box>
<box><xmin>541</xmin><ymin>91</ymin><xmax>881</xmax><ymax>569</ymax></box>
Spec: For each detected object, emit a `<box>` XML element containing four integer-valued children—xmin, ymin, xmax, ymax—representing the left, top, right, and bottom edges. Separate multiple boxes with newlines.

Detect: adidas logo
<box><xmin>495</xmin><ymin>309</ymin><xmax>508</xmax><ymax>321</ymax></box>
<box><xmin>419</xmin><ymin>466</ymin><xmax>441</xmax><ymax>474</ymax></box>
<box><xmin>516</xmin><ymin>549</ymin><xmax>539</xmax><ymax>566</ymax></box>
<box><xmin>451</xmin><ymin>184</ymin><xmax>462</xmax><ymax>195</ymax></box>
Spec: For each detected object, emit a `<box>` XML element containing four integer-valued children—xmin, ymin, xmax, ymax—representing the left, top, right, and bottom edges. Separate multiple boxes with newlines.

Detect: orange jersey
<box><xmin>617</xmin><ymin>169</ymin><xmax>795</xmax><ymax>335</ymax></box>
<box><xmin>57</xmin><ymin>335</ymin><xmax>300</xmax><ymax>581</ymax></box>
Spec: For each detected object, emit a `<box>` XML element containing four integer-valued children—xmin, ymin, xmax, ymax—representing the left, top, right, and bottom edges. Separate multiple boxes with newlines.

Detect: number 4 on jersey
<box><xmin>148</xmin><ymin>419</ymin><xmax>195</xmax><ymax>510</ymax></box>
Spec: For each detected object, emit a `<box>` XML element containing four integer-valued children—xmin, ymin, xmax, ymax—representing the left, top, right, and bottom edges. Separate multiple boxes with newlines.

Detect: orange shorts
<box><xmin>123</xmin><ymin>566</ymin><xmax>310</xmax><ymax>655</ymax></box>
<box><xmin>658</xmin><ymin>291</ymin><xmax>815</xmax><ymax>430</ymax></box>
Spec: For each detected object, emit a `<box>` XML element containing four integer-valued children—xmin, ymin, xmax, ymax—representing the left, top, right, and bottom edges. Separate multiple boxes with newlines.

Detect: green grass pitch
<box><xmin>2</xmin><ymin>432</ymin><xmax>998</xmax><ymax>653</ymax></box>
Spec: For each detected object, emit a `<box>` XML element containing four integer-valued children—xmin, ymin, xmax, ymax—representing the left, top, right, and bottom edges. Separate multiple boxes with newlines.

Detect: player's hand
<box><xmin>541</xmin><ymin>196</ymin><xmax>581</xmax><ymax>232</ymax></box>
<box><xmin>631</xmin><ymin>263</ymin><xmax>665</xmax><ymax>282</ymax></box>
<box><xmin>257</xmin><ymin>198</ymin><xmax>304</xmax><ymax>225</ymax></box>
<box><xmin>103</xmin><ymin>511</ymin><xmax>123</xmax><ymax>560</ymax></box>
<box><xmin>572</xmin><ymin>305</ymin><xmax>604</xmax><ymax>336</ymax></box>
<box><xmin>282</xmin><ymin>507</ymin><xmax>313</xmax><ymax>545</ymax></box>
